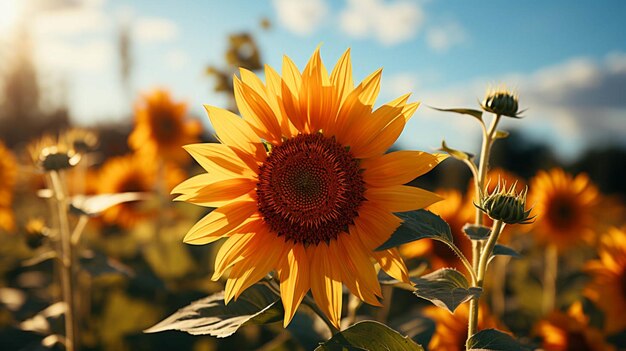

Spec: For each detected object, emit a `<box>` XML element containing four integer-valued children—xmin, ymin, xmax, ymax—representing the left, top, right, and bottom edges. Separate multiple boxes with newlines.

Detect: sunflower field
<box><xmin>1</xmin><ymin>2</ymin><xmax>626</xmax><ymax>351</ymax></box>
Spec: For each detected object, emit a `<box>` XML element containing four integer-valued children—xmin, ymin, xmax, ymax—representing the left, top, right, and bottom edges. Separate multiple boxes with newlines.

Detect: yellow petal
<box><xmin>278</xmin><ymin>244</ymin><xmax>310</xmax><ymax>326</ymax></box>
<box><xmin>183</xmin><ymin>143</ymin><xmax>256</xmax><ymax>178</ymax></box>
<box><xmin>372</xmin><ymin>248</ymin><xmax>410</xmax><ymax>284</ymax></box>
<box><xmin>365</xmin><ymin>185</ymin><xmax>443</xmax><ymax>212</ymax></box>
<box><xmin>362</xmin><ymin>151</ymin><xmax>444</xmax><ymax>187</ymax></box>
<box><xmin>234</xmin><ymin>76</ymin><xmax>282</xmax><ymax>143</ymax></box>
<box><xmin>224</xmin><ymin>233</ymin><xmax>285</xmax><ymax>303</ymax></box>
<box><xmin>264</xmin><ymin>64</ymin><xmax>297</xmax><ymax>137</ymax></box>
<box><xmin>212</xmin><ymin>232</ymin><xmax>257</xmax><ymax>280</ymax></box>
<box><xmin>309</xmin><ymin>244</ymin><xmax>343</xmax><ymax>329</ymax></box>
<box><xmin>204</xmin><ymin>105</ymin><xmax>266</xmax><ymax>163</ymax></box>
<box><xmin>183</xmin><ymin>201</ymin><xmax>259</xmax><ymax>245</ymax></box>
<box><xmin>330</xmin><ymin>48</ymin><xmax>354</xmax><ymax>106</ymax></box>
<box><xmin>173</xmin><ymin>178</ymin><xmax>256</xmax><ymax>207</ymax></box>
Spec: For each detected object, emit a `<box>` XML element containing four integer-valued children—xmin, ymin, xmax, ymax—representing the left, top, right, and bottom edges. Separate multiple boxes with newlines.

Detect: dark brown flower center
<box><xmin>149</xmin><ymin>107</ymin><xmax>180</xmax><ymax>142</ymax></box>
<box><xmin>256</xmin><ymin>133</ymin><xmax>365</xmax><ymax>245</ymax></box>
<box><xmin>547</xmin><ymin>194</ymin><xmax>577</xmax><ymax>230</ymax></box>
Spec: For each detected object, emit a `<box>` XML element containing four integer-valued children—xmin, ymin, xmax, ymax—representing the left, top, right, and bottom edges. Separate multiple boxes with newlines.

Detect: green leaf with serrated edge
<box><xmin>412</xmin><ymin>268</ymin><xmax>481</xmax><ymax>313</ymax></box>
<box><xmin>315</xmin><ymin>320</ymin><xmax>424</xmax><ymax>351</ymax></box>
<box><xmin>144</xmin><ymin>284</ymin><xmax>283</xmax><ymax>337</ymax></box>
<box><xmin>431</xmin><ymin>107</ymin><xmax>483</xmax><ymax>121</ymax></box>
<box><xmin>494</xmin><ymin>130</ymin><xmax>510</xmax><ymax>139</ymax></box>
<box><xmin>492</xmin><ymin>244</ymin><xmax>521</xmax><ymax>258</ymax></box>
<box><xmin>376</xmin><ymin>210</ymin><xmax>453</xmax><ymax>251</ymax></box>
<box><xmin>467</xmin><ymin>329</ymin><xmax>529</xmax><ymax>351</ymax></box>
<box><xmin>439</xmin><ymin>140</ymin><xmax>475</xmax><ymax>161</ymax></box>
<box><xmin>463</xmin><ymin>224</ymin><xmax>491</xmax><ymax>240</ymax></box>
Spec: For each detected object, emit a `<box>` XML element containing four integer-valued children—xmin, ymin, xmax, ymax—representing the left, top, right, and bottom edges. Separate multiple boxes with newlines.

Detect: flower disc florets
<box><xmin>478</xmin><ymin>182</ymin><xmax>534</xmax><ymax>224</ymax></box>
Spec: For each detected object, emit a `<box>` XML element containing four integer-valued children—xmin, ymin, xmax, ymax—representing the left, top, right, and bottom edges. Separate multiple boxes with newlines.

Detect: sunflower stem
<box><xmin>467</xmin><ymin>114</ymin><xmax>502</xmax><ymax>349</ymax></box>
<box><xmin>303</xmin><ymin>294</ymin><xmax>340</xmax><ymax>335</ymax></box>
<box><xmin>50</xmin><ymin>170</ymin><xmax>77</xmax><ymax>351</ymax></box>
<box><xmin>542</xmin><ymin>243</ymin><xmax>558</xmax><ymax>314</ymax></box>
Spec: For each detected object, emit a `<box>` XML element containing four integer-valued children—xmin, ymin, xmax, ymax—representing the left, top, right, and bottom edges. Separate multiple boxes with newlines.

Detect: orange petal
<box><xmin>264</xmin><ymin>64</ymin><xmax>297</xmax><ymax>137</ymax></box>
<box><xmin>335</xmin><ymin>235</ymin><xmax>383</xmax><ymax>306</ymax></box>
<box><xmin>352</xmin><ymin>115</ymin><xmax>406</xmax><ymax>159</ymax></box>
<box><xmin>278</xmin><ymin>244</ymin><xmax>310</xmax><ymax>326</ymax></box>
<box><xmin>224</xmin><ymin>233</ymin><xmax>285</xmax><ymax>303</ymax></box>
<box><xmin>309</xmin><ymin>244</ymin><xmax>343</xmax><ymax>329</ymax></box>
<box><xmin>173</xmin><ymin>178</ymin><xmax>256</xmax><ymax>207</ymax></box>
<box><xmin>352</xmin><ymin>202</ymin><xmax>402</xmax><ymax>249</ymax></box>
<box><xmin>183</xmin><ymin>143</ymin><xmax>256</xmax><ymax>178</ymax></box>
<box><xmin>372</xmin><ymin>248</ymin><xmax>410</xmax><ymax>284</ymax></box>
<box><xmin>362</xmin><ymin>151</ymin><xmax>445</xmax><ymax>187</ymax></box>
<box><xmin>330</xmin><ymin>48</ymin><xmax>354</xmax><ymax>106</ymax></box>
<box><xmin>365</xmin><ymin>185</ymin><xmax>443</xmax><ymax>212</ymax></box>
<box><xmin>183</xmin><ymin>201</ymin><xmax>259</xmax><ymax>245</ymax></box>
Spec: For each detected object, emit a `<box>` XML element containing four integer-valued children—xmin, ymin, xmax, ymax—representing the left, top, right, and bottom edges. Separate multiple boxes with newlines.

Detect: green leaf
<box><xmin>376</xmin><ymin>210</ymin><xmax>453</xmax><ymax>251</ymax></box>
<box><xmin>315</xmin><ymin>320</ymin><xmax>424</xmax><ymax>351</ymax></box>
<box><xmin>463</xmin><ymin>224</ymin><xmax>491</xmax><ymax>240</ymax></box>
<box><xmin>144</xmin><ymin>284</ymin><xmax>283</xmax><ymax>337</ymax></box>
<box><xmin>431</xmin><ymin>107</ymin><xmax>483</xmax><ymax>121</ymax></box>
<box><xmin>494</xmin><ymin>130</ymin><xmax>510</xmax><ymax>139</ymax></box>
<box><xmin>492</xmin><ymin>244</ymin><xmax>521</xmax><ymax>258</ymax></box>
<box><xmin>467</xmin><ymin>329</ymin><xmax>528</xmax><ymax>351</ymax></box>
<box><xmin>413</xmin><ymin>268</ymin><xmax>481</xmax><ymax>313</ymax></box>
<box><xmin>438</xmin><ymin>140</ymin><xmax>475</xmax><ymax>162</ymax></box>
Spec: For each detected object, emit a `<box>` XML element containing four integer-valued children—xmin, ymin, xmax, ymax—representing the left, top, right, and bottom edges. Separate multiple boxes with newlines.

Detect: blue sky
<box><xmin>2</xmin><ymin>0</ymin><xmax>626</xmax><ymax>160</ymax></box>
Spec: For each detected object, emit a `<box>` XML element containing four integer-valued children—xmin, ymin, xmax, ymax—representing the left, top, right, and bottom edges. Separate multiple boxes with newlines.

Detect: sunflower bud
<box><xmin>25</xmin><ymin>218</ymin><xmax>49</xmax><ymax>249</ymax></box>
<box><xmin>29</xmin><ymin>135</ymin><xmax>81</xmax><ymax>171</ymax></box>
<box><xmin>481</xmin><ymin>88</ymin><xmax>520</xmax><ymax>118</ymax></box>
<box><xmin>478</xmin><ymin>182</ymin><xmax>533</xmax><ymax>225</ymax></box>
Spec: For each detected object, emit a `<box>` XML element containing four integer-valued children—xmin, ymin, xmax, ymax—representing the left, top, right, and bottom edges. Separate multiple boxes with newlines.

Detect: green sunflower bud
<box><xmin>478</xmin><ymin>182</ymin><xmax>534</xmax><ymax>225</ymax></box>
<box><xmin>481</xmin><ymin>88</ymin><xmax>521</xmax><ymax>118</ymax></box>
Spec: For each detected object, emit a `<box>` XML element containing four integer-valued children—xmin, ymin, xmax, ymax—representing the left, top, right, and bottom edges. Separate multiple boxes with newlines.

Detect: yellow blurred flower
<box><xmin>534</xmin><ymin>301</ymin><xmax>614</xmax><ymax>351</ymax></box>
<box><xmin>584</xmin><ymin>227</ymin><xmax>626</xmax><ymax>334</ymax></box>
<box><xmin>423</xmin><ymin>303</ymin><xmax>501</xmax><ymax>351</ymax></box>
<box><xmin>129</xmin><ymin>89</ymin><xmax>202</xmax><ymax>164</ymax></box>
<box><xmin>97</xmin><ymin>154</ymin><xmax>184</xmax><ymax>228</ymax></box>
<box><xmin>400</xmin><ymin>189</ymin><xmax>473</xmax><ymax>271</ymax></box>
<box><xmin>528</xmin><ymin>168</ymin><xmax>600</xmax><ymax>250</ymax></box>
<box><xmin>173</xmin><ymin>48</ymin><xmax>444</xmax><ymax>328</ymax></box>
<box><xmin>0</xmin><ymin>140</ymin><xmax>17</xmax><ymax>232</ymax></box>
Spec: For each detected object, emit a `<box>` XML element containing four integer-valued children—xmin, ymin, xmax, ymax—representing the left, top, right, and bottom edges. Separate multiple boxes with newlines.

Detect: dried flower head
<box><xmin>29</xmin><ymin>134</ymin><xmax>81</xmax><ymax>171</ymax></box>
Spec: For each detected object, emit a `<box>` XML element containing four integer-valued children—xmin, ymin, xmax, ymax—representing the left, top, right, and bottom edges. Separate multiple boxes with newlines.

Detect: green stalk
<box><xmin>467</xmin><ymin>114</ymin><xmax>501</xmax><ymax>347</ymax></box>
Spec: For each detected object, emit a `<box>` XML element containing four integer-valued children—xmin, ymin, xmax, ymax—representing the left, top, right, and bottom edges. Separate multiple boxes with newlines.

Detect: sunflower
<box><xmin>534</xmin><ymin>301</ymin><xmax>614</xmax><ymax>351</ymax></box>
<box><xmin>400</xmin><ymin>189</ymin><xmax>473</xmax><ymax>271</ymax></box>
<box><xmin>584</xmin><ymin>227</ymin><xmax>626</xmax><ymax>334</ymax></box>
<box><xmin>129</xmin><ymin>89</ymin><xmax>202</xmax><ymax>163</ymax></box>
<box><xmin>172</xmin><ymin>48</ymin><xmax>443</xmax><ymax>328</ymax></box>
<box><xmin>528</xmin><ymin>168</ymin><xmax>599</xmax><ymax>250</ymax></box>
<box><xmin>0</xmin><ymin>141</ymin><xmax>17</xmax><ymax>232</ymax></box>
<box><xmin>97</xmin><ymin>154</ymin><xmax>184</xmax><ymax>228</ymax></box>
<box><xmin>423</xmin><ymin>303</ymin><xmax>500</xmax><ymax>351</ymax></box>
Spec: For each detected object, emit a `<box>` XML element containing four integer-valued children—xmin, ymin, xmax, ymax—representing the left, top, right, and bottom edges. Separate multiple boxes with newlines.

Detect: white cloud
<box><xmin>134</xmin><ymin>17</ymin><xmax>179</xmax><ymax>43</ymax></box>
<box><xmin>384</xmin><ymin>73</ymin><xmax>419</xmax><ymax>99</ymax></box>
<box><xmin>399</xmin><ymin>53</ymin><xmax>626</xmax><ymax>158</ymax></box>
<box><xmin>426</xmin><ymin>21</ymin><xmax>466</xmax><ymax>52</ymax></box>
<box><xmin>339</xmin><ymin>0</ymin><xmax>424</xmax><ymax>45</ymax></box>
<box><xmin>165</xmin><ymin>49</ymin><xmax>189</xmax><ymax>70</ymax></box>
<box><xmin>272</xmin><ymin>0</ymin><xmax>328</xmax><ymax>35</ymax></box>
<box><xmin>36</xmin><ymin>39</ymin><xmax>113</xmax><ymax>72</ymax></box>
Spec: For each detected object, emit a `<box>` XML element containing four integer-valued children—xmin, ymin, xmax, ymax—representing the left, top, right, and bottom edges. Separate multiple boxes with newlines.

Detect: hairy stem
<box><xmin>50</xmin><ymin>171</ymin><xmax>76</xmax><ymax>351</ymax></box>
